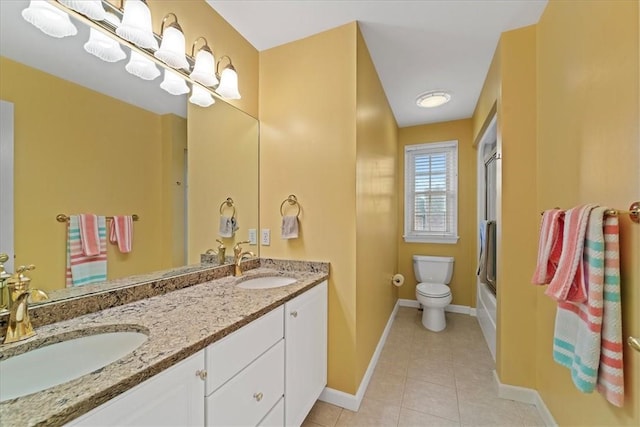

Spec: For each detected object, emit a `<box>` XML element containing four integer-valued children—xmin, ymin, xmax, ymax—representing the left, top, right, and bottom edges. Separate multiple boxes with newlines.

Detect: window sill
<box><xmin>403</xmin><ymin>235</ymin><xmax>459</xmax><ymax>244</ymax></box>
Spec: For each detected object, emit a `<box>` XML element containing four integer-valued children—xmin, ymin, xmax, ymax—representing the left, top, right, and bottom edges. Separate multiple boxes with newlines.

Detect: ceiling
<box><xmin>206</xmin><ymin>0</ymin><xmax>547</xmax><ymax>127</ymax></box>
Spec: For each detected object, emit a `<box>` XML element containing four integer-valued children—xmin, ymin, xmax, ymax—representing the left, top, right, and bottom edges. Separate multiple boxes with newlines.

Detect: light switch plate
<box><xmin>248</xmin><ymin>229</ymin><xmax>257</xmax><ymax>245</ymax></box>
<box><xmin>261</xmin><ymin>229</ymin><xmax>271</xmax><ymax>246</ymax></box>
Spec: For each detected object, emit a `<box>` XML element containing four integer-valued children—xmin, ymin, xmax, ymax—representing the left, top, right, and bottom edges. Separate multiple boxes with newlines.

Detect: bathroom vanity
<box><xmin>0</xmin><ymin>260</ymin><xmax>329</xmax><ymax>426</ymax></box>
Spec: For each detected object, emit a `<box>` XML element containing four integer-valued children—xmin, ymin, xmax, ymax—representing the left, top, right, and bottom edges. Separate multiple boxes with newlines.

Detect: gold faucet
<box><xmin>233</xmin><ymin>241</ymin><xmax>254</xmax><ymax>276</ymax></box>
<box><xmin>205</xmin><ymin>239</ymin><xmax>227</xmax><ymax>265</ymax></box>
<box><xmin>3</xmin><ymin>264</ymin><xmax>48</xmax><ymax>345</ymax></box>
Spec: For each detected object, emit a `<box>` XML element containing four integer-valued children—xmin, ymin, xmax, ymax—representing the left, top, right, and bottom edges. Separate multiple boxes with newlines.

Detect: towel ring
<box><xmin>280</xmin><ymin>194</ymin><xmax>301</xmax><ymax>218</ymax></box>
<box><xmin>219</xmin><ymin>197</ymin><xmax>236</xmax><ymax>218</ymax></box>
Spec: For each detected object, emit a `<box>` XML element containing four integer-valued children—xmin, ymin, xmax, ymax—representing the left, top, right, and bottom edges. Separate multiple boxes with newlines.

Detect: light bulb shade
<box><xmin>125</xmin><ymin>50</ymin><xmax>160</xmax><ymax>80</ymax></box>
<box><xmin>21</xmin><ymin>0</ymin><xmax>78</xmax><ymax>38</ymax></box>
<box><xmin>84</xmin><ymin>13</ymin><xmax>126</xmax><ymax>62</ymax></box>
<box><xmin>189</xmin><ymin>48</ymin><xmax>218</xmax><ymax>87</ymax></box>
<box><xmin>154</xmin><ymin>24</ymin><xmax>189</xmax><ymax>70</ymax></box>
<box><xmin>116</xmin><ymin>0</ymin><xmax>158</xmax><ymax>50</ymax></box>
<box><xmin>189</xmin><ymin>85</ymin><xmax>215</xmax><ymax>107</ymax></box>
<box><xmin>59</xmin><ymin>0</ymin><xmax>106</xmax><ymax>21</ymax></box>
<box><xmin>216</xmin><ymin>66</ymin><xmax>241</xmax><ymax>99</ymax></box>
<box><xmin>160</xmin><ymin>70</ymin><xmax>189</xmax><ymax>96</ymax></box>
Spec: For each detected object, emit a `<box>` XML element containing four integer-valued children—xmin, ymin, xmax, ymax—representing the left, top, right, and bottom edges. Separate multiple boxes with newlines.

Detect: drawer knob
<box><xmin>253</xmin><ymin>392</ymin><xmax>264</xmax><ymax>402</ymax></box>
<box><xmin>290</xmin><ymin>311</ymin><xmax>298</xmax><ymax>318</ymax></box>
<box><xmin>195</xmin><ymin>369</ymin><xmax>208</xmax><ymax>380</ymax></box>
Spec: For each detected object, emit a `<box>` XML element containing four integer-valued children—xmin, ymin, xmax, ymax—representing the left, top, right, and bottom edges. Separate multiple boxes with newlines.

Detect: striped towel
<box><xmin>531</xmin><ymin>209</ymin><xmax>565</xmax><ymax>285</ymax></box>
<box><xmin>78</xmin><ymin>213</ymin><xmax>100</xmax><ymax>256</ymax></box>
<box><xmin>552</xmin><ymin>206</ymin><xmax>606</xmax><ymax>393</ymax></box>
<box><xmin>65</xmin><ymin>215</ymin><xmax>107</xmax><ymax>287</ymax></box>
<box><xmin>546</xmin><ymin>204</ymin><xmax>596</xmax><ymax>302</ymax></box>
<box><xmin>596</xmin><ymin>214</ymin><xmax>624</xmax><ymax>407</ymax></box>
<box><xmin>109</xmin><ymin>215</ymin><xmax>134</xmax><ymax>253</ymax></box>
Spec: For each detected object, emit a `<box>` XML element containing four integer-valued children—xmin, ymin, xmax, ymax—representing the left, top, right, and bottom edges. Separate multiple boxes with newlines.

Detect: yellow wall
<box><xmin>355</xmin><ymin>28</ymin><xmax>399</xmax><ymax>383</ymax></box>
<box><xmin>396</xmin><ymin>120</ymin><xmax>476</xmax><ymax>306</ymax></box>
<box><xmin>146</xmin><ymin>0</ymin><xmax>259</xmax><ymax>118</ymax></box>
<box><xmin>259</xmin><ymin>23</ymin><xmax>359</xmax><ymax>394</ymax></box>
<box><xmin>187</xmin><ymin>101</ymin><xmax>259</xmax><ymax>262</ymax></box>
<box><xmin>535</xmin><ymin>0</ymin><xmax>639</xmax><ymax>423</ymax></box>
<box><xmin>1</xmin><ymin>57</ymin><xmax>184</xmax><ymax>291</ymax></box>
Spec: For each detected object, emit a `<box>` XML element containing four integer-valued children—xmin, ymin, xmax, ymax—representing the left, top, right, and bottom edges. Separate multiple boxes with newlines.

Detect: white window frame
<box><xmin>404</xmin><ymin>140</ymin><xmax>459</xmax><ymax>244</ymax></box>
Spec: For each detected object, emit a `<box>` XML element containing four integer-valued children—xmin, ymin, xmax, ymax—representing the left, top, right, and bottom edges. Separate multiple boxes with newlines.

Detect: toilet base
<box><xmin>421</xmin><ymin>307</ymin><xmax>446</xmax><ymax>332</ymax></box>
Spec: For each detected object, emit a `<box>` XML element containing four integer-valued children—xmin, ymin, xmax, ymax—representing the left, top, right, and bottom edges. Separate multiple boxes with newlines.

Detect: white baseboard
<box><xmin>399</xmin><ymin>299</ymin><xmax>476</xmax><ymax>316</ymax></box>
<box><xmin>493</xmin><ymin>371</ymin><xmax>557</xmax><ymax>427</ymax></box>
<box><xmin>318</xmin><ymin>301</ymin><xmax>400</xmax><ymax>412</ymax></box>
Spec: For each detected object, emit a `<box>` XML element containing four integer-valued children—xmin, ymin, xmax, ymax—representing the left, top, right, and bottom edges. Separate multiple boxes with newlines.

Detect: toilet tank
<box><xmin>413</xmin><ymin>255</ymin><xmax>454</xmax><ymax>284</ymax></box>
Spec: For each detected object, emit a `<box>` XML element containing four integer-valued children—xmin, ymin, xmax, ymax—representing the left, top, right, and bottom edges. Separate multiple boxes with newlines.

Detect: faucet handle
<box><xmin>234</xmin><ymin>240</ymin><xmax>250</xmax><ymax>250</ymax></box>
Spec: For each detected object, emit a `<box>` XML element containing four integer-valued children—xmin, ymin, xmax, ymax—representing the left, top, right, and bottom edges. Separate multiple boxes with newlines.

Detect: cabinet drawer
<box><xmin>206</xmin><ymin>340</ymin><xmax>284</xmax><ymax>427</ymax></box>
<box><xmin>206</xmin><ymin>306</ymin><xmax>283</xmax><ymax>394</ymax></box>
<box><xmin>258</xmin><ymin>397</ymin><xmax>284</xmax><ymax>427</ymax></box>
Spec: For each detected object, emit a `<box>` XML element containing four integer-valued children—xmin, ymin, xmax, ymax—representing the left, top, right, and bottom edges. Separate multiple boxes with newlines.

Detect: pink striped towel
<box><xmin>109</xmin><ymin>215</ymin><xmax>134</xmax><ymax>253</ymax></box>
<box><xmin>78</xmin><ymin>214</ymin><xmax>100</xmax><ymax>256</ymax></box>
<box><xmin>596</xmin><ymin>214</ymin><xmax>624</xmax><ymax>407</ymax></box>
<box><xmin>545</xmin><ymin>204</ymin><xmax>596</xmax><ymax>302</ymax></box>
<box><xmin>531</xmin><ymin>209</ymin><xmax>565</xmax><ymax>284</ymax></box>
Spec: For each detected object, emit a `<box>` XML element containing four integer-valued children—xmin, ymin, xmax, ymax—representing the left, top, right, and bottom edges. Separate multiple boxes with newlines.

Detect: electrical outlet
<box><xmin>248</xmin><ymin>229</ymin><xmax>257</xmax><ymax>245</ymax></box>
<box><xmin>261</xmin><ymin>229</ymin><xmax>271</xmax><ymax>246</ymax></box>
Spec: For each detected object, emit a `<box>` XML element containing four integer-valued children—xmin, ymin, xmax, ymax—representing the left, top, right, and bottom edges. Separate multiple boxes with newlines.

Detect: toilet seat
<box><xmin>416</xmin><ymin>282</ymin><xmax>451</xmax><ymax>298</ymax></box>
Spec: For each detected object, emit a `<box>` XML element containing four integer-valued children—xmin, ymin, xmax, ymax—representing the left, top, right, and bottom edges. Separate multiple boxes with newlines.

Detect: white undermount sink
<box><xmin>237</xmin><ymin>276</ymin><xmax>298</xmax><ymax>290</ymax></box>
<box><xmin>0</xmin><ymin>330</ymin><xmax>148</xmax><ymax>402</ymax></box>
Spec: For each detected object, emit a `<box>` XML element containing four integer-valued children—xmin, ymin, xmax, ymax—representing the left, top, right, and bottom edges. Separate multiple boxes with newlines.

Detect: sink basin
<box><xmin>237</xmin><ymin>276</ymin><xmax>298</xmax><ymax>290</ymax></box>
<box><xmin>0</xmin><ymin>331</ymin><xmax>147</xmax><ymax>402</ymax></box>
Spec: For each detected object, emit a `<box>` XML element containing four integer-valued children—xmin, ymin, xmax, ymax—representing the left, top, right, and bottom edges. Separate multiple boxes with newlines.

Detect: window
<box><xmin>404</xmin><ymin>140</ymin><xmax>458</xmax><ymax>244</ymax></box>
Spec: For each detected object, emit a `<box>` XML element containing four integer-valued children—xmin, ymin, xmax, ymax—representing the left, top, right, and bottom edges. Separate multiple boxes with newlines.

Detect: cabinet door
<box><xmin>68</xmin><ymin>351</ymin><xmax>205</xmax><ymax>426</ymax></box>
<box><xmin>285</xmin><ymin>281</ymin><xmax>328</xmax><ymax>427</ymax></box>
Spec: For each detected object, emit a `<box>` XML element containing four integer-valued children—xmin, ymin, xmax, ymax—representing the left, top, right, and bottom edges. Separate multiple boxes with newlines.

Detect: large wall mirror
<box><xmin>0</xmin><ymin>0</ymin><xmax>259</xmax><ymax>308</ymax></box>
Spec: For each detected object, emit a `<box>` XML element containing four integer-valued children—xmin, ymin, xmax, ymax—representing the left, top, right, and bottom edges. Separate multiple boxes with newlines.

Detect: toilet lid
<box><xmin>417</xmin><ymin>282</ymin><xmax>451</xmax><ymax>297</ymax></box>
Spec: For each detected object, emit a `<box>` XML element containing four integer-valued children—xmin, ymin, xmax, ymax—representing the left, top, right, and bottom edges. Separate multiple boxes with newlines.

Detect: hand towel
<box><xmin>596</xmin><ymin>214</ymin><xmax>624</xmax><ymax>407</ymax></box>
<box><xmin>545</xmin><ymin>204</ymin><xmax>596</xmax><ymax>302</ymax></box>
<box><xmin>78</xmin><ymin>214</ymin><xmax>100</xmax><ymax>256</ymax></box>
<box><xmin>219</xmin><ymin>216</ymin><xmax>234</xmax><ymax>238</ymax></box>
<box><xmin>531</xmin><ymin>209</ymin><xmax>565</xmax><ymax>285</ymax></box>
<box><xmin>109</xmin><ymin>215</ymin><xmax>133</xmax><ymax>253</ymax></box>
<box><xmin>552</xmin><ymin>207</ymin><xmax>606</xmax><ymax>394</ymax></box>
<box><xmin>66</xmin><ymin>215</ymin><xmax>107</xmax><ymax>287</ymax></box>
<box><xmin>281</xmin><ymin>215</ymin><xmax>299</xmax><ymax>239</ymax></box>
<box><xmin>477</xmin><ymin>220</ymin><xmax>487</xmax><ymax>278</ymax></box>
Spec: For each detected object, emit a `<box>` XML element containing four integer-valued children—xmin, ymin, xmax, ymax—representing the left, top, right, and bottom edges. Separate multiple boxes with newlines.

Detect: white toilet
<box><xmin>413</xmin><ymin>255</ymin><xmax>455</xmax><ymax>332</ymax></box>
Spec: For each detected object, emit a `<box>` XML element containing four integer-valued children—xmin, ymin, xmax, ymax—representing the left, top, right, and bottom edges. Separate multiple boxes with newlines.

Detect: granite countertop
<box><xmin>0</xmin><ymin>261</ymin><xmax>329</xmax><ymax>426</ymax></box>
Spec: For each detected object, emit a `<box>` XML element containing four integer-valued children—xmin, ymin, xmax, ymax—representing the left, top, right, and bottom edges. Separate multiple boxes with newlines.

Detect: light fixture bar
<box><xmin>48</xmin><ymin>0</ymin><xmax>224</xmax><ymax>102</ymax></box>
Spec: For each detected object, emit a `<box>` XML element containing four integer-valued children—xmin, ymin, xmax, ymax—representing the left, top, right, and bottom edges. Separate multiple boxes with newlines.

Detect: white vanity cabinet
<box><xmin>284</xmin><ymin>280</ymin><xmax>328</xmax><ymax>427</ymax></box>
<box><xmin>67</xmin><ymin>350</ymin><xmax>205</xmax><ymax>427</ymax></box>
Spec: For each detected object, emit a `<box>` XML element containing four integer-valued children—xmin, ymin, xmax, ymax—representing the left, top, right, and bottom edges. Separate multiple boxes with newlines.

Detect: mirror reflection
<box><xmin>0</xmin><ymin>0</ymin><xmax>259</xmax><ymax>306</ymax></box>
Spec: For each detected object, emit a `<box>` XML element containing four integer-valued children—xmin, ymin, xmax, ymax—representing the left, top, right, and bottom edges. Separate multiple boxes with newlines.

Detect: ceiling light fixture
<box><xmin>416</xmin><ymin>91</ymin><xmax>451</xmax><ymax>108</ymax></box>
<box><xmin>215</xmin><ymin>55</ymin><xmax>241</xmax><ymax>100</ymax></box>
<box><xmin>84</xmin><ymin>12</ymin><xmax>126</xmax><ymax>63</ymax></box>
<box><xmin>154</xmin><ymin>13</ymin><xmax>190</xmax><ymax>70</ymax></box>
<box><xmin>21</xmin><ymin>0</ymin><xmax>78</xmax><ymax>38</ymax></box>
<box><xmin>190</xmin><ymin>37</ymin><xmax>218</xmax><ymax>87</ymax></box>
<box><xmin>116</xmin><ymin>0</ymin><xmax>158</xmax><ymax>50</ymax></box>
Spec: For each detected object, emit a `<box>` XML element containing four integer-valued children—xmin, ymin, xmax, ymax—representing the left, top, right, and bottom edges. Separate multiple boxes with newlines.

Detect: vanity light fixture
<box><xmin>160</xmin><ymin>69</ymin><xmax>190</xmax><ymax>96</ymax></box>
<box><xmin>84</xmin><ymin>12</ymin><xmax>126</xmax><ymax>63</ymax></box>
<box><xmin>416</xmin><ymin>90</ymin><xmax>451</xmax><ymax>108</ymax></box>
<box><xmin>189</xmin><ymin>85</ymin><xmax>215</xmax><ymax>107</ymax></box>
<box><xmin>215</xmin><ymin>55</ymin><xmax>241</xmax><ymax>100</ymax></box>
<box><xmin>21</xmin><ymin>0</ymin><xmax>78</xmax><ymax>38</ymax></box>
<box><xmin>154</xmin><ymin>13</ymin><xmax>190</xmax><ymax>70</ymax></box>
<box><xmin>58</xmin><ymin>0</ymin><xmax>106</xmax><ymax>21</ymax></box>
<box><xmin>116</xmin><ymin>0</ymin><xmax>158</xmax><ymax>50</ymax></box>
<box><xmin>125</xmin><ymin>50</ymin><xmax>160</xmax><ymax>81</ymax></box>
<box><xmin>189</xmin><ymin>37</ymin><xmax>218</xmax><ymax>87</ymax></box>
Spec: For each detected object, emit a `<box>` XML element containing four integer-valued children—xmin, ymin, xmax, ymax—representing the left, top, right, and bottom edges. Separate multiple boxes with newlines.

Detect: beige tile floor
<box><xmin>303</xmin><ymin>307</ymin><xmax>545</xmax><ymax>427</ymax></box>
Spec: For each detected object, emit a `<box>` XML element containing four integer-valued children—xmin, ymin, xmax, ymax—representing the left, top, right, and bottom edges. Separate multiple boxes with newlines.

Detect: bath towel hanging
<box><xmin>78</xmin><ymin>213</ymin><xmax>100</xmax><ymax>256</ymax></box>
<box><xmin>532</xmin><ymin>209</ymin><xmax>565</xmax><ymax>285</ymax></box>
<box><xmin>109</xmin><ymin>215</ymin><xmax>134</xmax><ymax>253</ymax></box>
<box><xmin>66</xmin><ymin>215</ymin><xmax>107</xmax><ymax>287</ymax></box>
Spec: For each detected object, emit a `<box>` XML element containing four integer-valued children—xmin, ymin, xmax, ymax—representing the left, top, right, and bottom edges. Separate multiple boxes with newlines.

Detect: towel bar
<box><xmin>540</xmin><ymin>201</ymin><xmax>639</xmax><ymax>224</ymax></box>
<box><xmin>219</xmin><ymin>197</ymin><xmax>236</xmax><ymax>218</ymax></box>
<box><xmin>280</xmin><ymin>194</ymin><xmax>301</xmax><ymax>218</ymax></box>
<box><xmin>56</xmin><ymin>214</ymin><xmax>139</xmax><ymax>222</ymax></box>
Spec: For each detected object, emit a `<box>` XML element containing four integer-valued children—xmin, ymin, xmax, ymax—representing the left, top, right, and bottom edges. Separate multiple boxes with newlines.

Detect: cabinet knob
<box><xmin>195</xmin><ymin>369</ymin><xmax>208</xmax><ymax>380</ymax></box>
<box><xmin>290</xmin><ymin>311</ymin><xmax>298</xmax><ymax>318</ymax></box>
<box><xmin>253</xmin><ymin>392</ymin><xmax>264</xmax><ymax>402</ymax></box>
